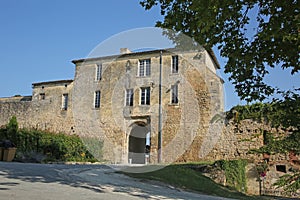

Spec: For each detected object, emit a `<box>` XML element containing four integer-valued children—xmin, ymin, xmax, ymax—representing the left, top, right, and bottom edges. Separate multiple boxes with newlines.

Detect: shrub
<box><xmin>0</xmin><ymin>117</ymin><xmax>101</xmax><ymax>163</ymax></box>
<box><xmin>6</xmin><ymin>116</ymin><xmax>18</xmax><ymax>144</ymax></box>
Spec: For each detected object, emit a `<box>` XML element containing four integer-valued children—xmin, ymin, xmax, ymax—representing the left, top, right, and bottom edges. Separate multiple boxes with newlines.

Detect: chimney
<box><xmin>120</xmin><ymin>48</ymin><xmax>132</xmax><ymax>54</ymax></box>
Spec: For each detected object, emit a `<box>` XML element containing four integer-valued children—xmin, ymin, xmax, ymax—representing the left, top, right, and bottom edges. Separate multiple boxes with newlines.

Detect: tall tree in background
<box><xmin>140</xmin><ymin>0</ymin><xmax>300</xmax><ymax>194</ymax></box>
<box><xmin>140</xmin><ymin>0</ymin><xmax>299</xmax><ymax>102</ymax></box>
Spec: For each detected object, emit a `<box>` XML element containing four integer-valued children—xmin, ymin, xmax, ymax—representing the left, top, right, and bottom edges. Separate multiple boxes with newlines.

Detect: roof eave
<box><xmin>32</xmin><ymin>79</ymin><xmax>73</xmax><ymax>87</ymax></box>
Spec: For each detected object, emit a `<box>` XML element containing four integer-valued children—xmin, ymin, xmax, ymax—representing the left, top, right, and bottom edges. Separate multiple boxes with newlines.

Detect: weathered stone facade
<box><xmin>0</xmin><ymin>80</ymin><xmax>75</xmax><ymax>134</ymax></box>
<box><xmin>1</xmin><ymin>47</ymin><xmax>298</xmax><ymax>196</ymax></box>
<box><xmin>71</xmin><ymin>48</ymin><xmax>224</xmax><ymax>164</ymax></box>
<box><xmin>0</xmin><ymin>48</ymin><xmax>225</xmax><ymax>164</ymax></box>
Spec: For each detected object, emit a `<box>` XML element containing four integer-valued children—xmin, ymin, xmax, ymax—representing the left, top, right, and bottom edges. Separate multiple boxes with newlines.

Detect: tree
<box><xmin>140</xmin><ymin>0</ymin><xmax>300</xmax><ymax>194</ymax></box>
<box><xmin>140</xmin><ymin>0</ymin><xmax>299</xmax><ymax>102</ymax></box>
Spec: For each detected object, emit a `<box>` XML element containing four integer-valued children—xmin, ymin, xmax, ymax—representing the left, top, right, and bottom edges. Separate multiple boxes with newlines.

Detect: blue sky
<box><xmin>0</xmin><ymin>0</ymin><xmax>299</xmax><ymax>111</ymax></box>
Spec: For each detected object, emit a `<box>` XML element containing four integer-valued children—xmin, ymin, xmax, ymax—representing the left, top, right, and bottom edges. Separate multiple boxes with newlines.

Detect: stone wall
<box><xmin>202</xmin><ymin>119</ymin><xmax>299</xmax><ymax>196</ymax></box>
<box><xmin>0</xmin><ymin>80</ymin><xmax>75</xmax><ymax>135</ymax></box>
<box><xmin>0</xmin><ymin>97</ymin><xmax>32</xmax><ymax>128</ymax></box>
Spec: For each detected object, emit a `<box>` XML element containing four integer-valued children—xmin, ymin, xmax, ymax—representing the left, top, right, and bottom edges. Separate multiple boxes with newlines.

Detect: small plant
<box><xmin>6</xmin><ymin>116</ymin><xmax>18</xmax><ymax>144</ymax></box>
<box><xmin>255</xmin><ymin>162</ymin><xmax>268</xmax><ymax>178</ymax></box>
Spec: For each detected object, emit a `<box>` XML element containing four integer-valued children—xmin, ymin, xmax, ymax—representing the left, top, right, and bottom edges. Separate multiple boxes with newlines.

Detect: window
<box><xmin>94</xmin><ymin>91</ymin><xmax>101</xmax><ymax>108</ymax></box>
<box><xmin>125</xmin><ymin>89</ymin><xmax>134</xmax><ymax>106</ymax></box>
<box><xmin>172</xmin><ymin>55</ymin><xmax>178</xmax><ymax>73</ymax></box>
<box><xmin>140</xmin><ymin>87</ymin><xmax>150</xmax><ymax>105</ymax></box>
<box><xmin>276</xmin><ymin>165</ymin><xmax>287</xmax><ymax>173</ymax></box>
<box><xmin>139</xmin><ymin>59</ymin><xmax>151</xmax><ymax>77</ymax></box>
<box><xmin>39</xmin><ymin>93</ymin><xmax>45</xmax><ymax>100</ymax></box>
<box><xmin>96</xmin><ymin>64</ymin><xmax>102</xmax><ymax>81</ymax></box>
<box><xmin>62</xmin><ymin>93</ymin><xmax>68</xmax><ymax>110</ymax></box>
<box><xmin>126</xmin><ymin>60</ymin><xmax>131</xmax><ymax>72</ymax></box>
<box><xmin>171</xmin><ymin>84</ymin><xmax>178</xmax><ymax>104</ymax></box>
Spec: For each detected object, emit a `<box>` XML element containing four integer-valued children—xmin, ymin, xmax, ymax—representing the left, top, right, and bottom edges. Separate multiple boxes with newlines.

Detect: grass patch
<box><xmin>122</xmin><ymin>164</ymin><xmax>269</xmax><ymax>200</ymax></box>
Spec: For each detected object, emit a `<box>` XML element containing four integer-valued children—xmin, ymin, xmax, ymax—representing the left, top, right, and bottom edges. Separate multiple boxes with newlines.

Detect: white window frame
<box><xmin>171</xmin><ymin>84</ymin><xmax>179</xmax><ymax>104</ymax></box>
<box><xmin>172</xmin><ymin>55</ymin><xmax>179</xmax><ymax>73</ymax></box>
<box><xmin>62</xmin><ymin>93</ymin><xmax>68</xmax><ymax>110</ymax></box>
<box><xmin>94</xmin><ymin>90</ymin><xmax>101</xmax><ymax>108</ymax></box>
<box><xmin>95</xmin><ymin>64</ymin><xmax>102</xmax><ymax>81</ymax></box>
<box><xmin>138</xmin><ymin>59</ymin><xmax>151</xmax><ymax>77</ymax></box>
<box><xmin>140</xmin><ymin>87</ymin><xmax>150</xmax><ymax>105</ymax></box>
<box><xmin>125</xmin><ymin>89</ymin><xmax>134</xmax><ymax>106</ymax></box>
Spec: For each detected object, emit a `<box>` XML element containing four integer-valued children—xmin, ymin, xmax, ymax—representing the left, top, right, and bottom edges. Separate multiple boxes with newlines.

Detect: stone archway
<box><xmin>128</xmin><ymin>123</ymin><xmax>149</xmax><ymax>164</ymax></box>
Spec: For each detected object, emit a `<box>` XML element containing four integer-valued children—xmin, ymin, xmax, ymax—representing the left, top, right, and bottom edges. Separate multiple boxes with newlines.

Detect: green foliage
<box><xmin>255</xmin><ymin>162</ymin><xmax>268</xmax><ymax>176</ymax></box>
<box><xmin>124</xmin><ymin>164</ymin><xmax>257</xmax><ymax>199</ymax></box>
<box><xmin>227</xmin><ymin>94</ymin><xmax>300</xmax><ymax>155</ymax></box>
<box><xmin>6</xmin><ymin>116</ymin><xmax>18</xmax><ymax>144</ymax></box>
<box><xmin>272</xmin><ymin>91</ymin><xmax>300</xmax><ymax>130</ymax></box>
<box><xmin>262</xmin><ymin>131</ymin><xmax>273</xmax><ymax>145</ymax></box>
<box><xmin>140</xmin><ymin>1</ymin><xmax>299</xmax><ymax>192</ymax></box>
<box><xmin>227</xmin><ymin>93</ymin><xmax>300</xmax><ymax>193</ymax></box>
<box><xmin>226</xmin><ymin>102</ymin><xmax>273</xmax><ymax>123</ymax></box>
<box><xmin>0</xmin><ymin>118</ymin><xmax>101</xmax><ymax>162</ymax></box>
<box><xmin>0</xmin><ymin>128</ymin><xmax>7</xmax><ymax>140</ymax></box>
<box><xmin>284</xmin><ymin>131</ymin><xmax>300</xmax><ymax>154</ymax></box>
<box><xmin>140</xmin><ymin>0</ymin><xmax>299</xmax><ymax>102</ymax></box>
<box><xmin>253</xmin><ymin>130</ymin><xmax>300</xmax><ymax>156</ymax></box>
<box><xmin>140</xmin><ymin>0</ymin><xmax>299</xmax><ymax>192</ymax></box>
<box><xmin>274</xmin><ymin>172</ymin><xmax>300</xmax><ymax>196</ymax></box>
<box><xmin>215</xmin><ymin>160</ymin><xmax>248</xmax><ymax>193</ymax></box>
<box><xmin>81</xmin><ymin>137</ymin><xmax>104</xmax><ymax>161</ymax></box>
<box><xmin>37</xmin><ymin>132</ymin><xmax>97</xmax><ymax>162</ymax></box>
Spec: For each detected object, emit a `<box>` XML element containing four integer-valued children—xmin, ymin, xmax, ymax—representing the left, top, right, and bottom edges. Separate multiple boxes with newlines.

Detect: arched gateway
<box><xmin>128</xmin><ymin>123</ymin><xmax>150</xmax><ymax>164</ymax></box>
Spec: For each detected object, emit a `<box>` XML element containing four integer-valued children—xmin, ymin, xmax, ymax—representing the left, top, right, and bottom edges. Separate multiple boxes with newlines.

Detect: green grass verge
<box><xmin>122</xmin><ymin>164</ymin><xmax>270</xmax><ymax>200</ymax></box>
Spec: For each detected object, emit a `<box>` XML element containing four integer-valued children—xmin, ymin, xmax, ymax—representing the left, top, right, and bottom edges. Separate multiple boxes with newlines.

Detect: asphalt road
<box><xmin>0</xmin><ymin>162</ymin><xmax>232</xmax><ymax>200</ymax></box>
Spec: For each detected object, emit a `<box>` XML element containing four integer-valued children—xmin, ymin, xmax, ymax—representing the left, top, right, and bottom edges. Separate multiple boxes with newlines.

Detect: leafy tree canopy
<box><xmin>140</xmin><ymin>0</ymin><xmax>299</xmax><ymax>102</ymax></box>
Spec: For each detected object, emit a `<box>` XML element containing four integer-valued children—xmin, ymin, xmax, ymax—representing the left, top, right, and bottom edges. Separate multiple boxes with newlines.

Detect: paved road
<box><xmin>0</xmin><ymin>162</ymin><xmax>232</xmax><ymax>200</ymax></box>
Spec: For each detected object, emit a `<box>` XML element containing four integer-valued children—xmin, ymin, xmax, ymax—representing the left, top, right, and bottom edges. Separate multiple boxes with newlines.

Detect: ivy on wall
<box><xmin>215</xmin><ymin>159</ymin><xmax>248</xmax><ymax>193</ymax></box>
<box><xmin>226</xmin><ymin>92</ymin><xmax>300</xmax><ymax>194</ymax></box>
<box><xmin>226</xmin><ymin>92</ymin><xmax>300</xmax><ymax>155</ymax></box>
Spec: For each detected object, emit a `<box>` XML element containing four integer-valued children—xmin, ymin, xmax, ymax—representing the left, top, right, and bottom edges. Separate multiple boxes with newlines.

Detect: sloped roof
<box><xmin>72</xmin><ymin>48</ymin><xmax>220</xmax><ymax>69</ymax></box>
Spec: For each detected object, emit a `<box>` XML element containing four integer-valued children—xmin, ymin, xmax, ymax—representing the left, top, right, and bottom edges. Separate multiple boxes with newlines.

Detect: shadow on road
<box><xmin>0</xmin><ymin>162</ymin><xmax>206</xmax><ymax>200</ymax></box>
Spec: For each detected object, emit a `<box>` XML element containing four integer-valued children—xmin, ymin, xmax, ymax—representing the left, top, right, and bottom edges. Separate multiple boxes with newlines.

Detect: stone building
<box><xmin>1</xmin><ymin>47</ymin><xmax>298</xmax><ymax>196</ymax></box>
<box><xmin>0</xmin><ymin>80</ymin><xmax>74</xmax><ymax>134</ymax></box>
<box><xmin>0</xmin><ymin>47</ymin><xmax>224</xmax><ymax>164</ymax></box>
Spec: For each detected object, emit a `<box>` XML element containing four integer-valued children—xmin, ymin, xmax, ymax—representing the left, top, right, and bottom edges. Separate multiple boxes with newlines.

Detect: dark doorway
<box><xmin>128</xmin><ymin>124</ymin><xmax>149</xmax><ymax>164</ymax></box>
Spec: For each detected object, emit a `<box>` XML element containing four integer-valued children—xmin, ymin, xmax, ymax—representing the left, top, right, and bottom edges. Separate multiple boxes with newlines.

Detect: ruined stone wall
<box><xmin>203</xmin><ymin>119</ymin><xmax>265</xmax><ymax>162</ymax></box>
<box><xmin>201</xmin><ymin>119</ymin><xmax>299</xmax><ymax>196</ymax></box>
<box><xmin>203</xmin><ymin>119</ymin><xmax>294</xmax><ymax>162</ymax></box>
